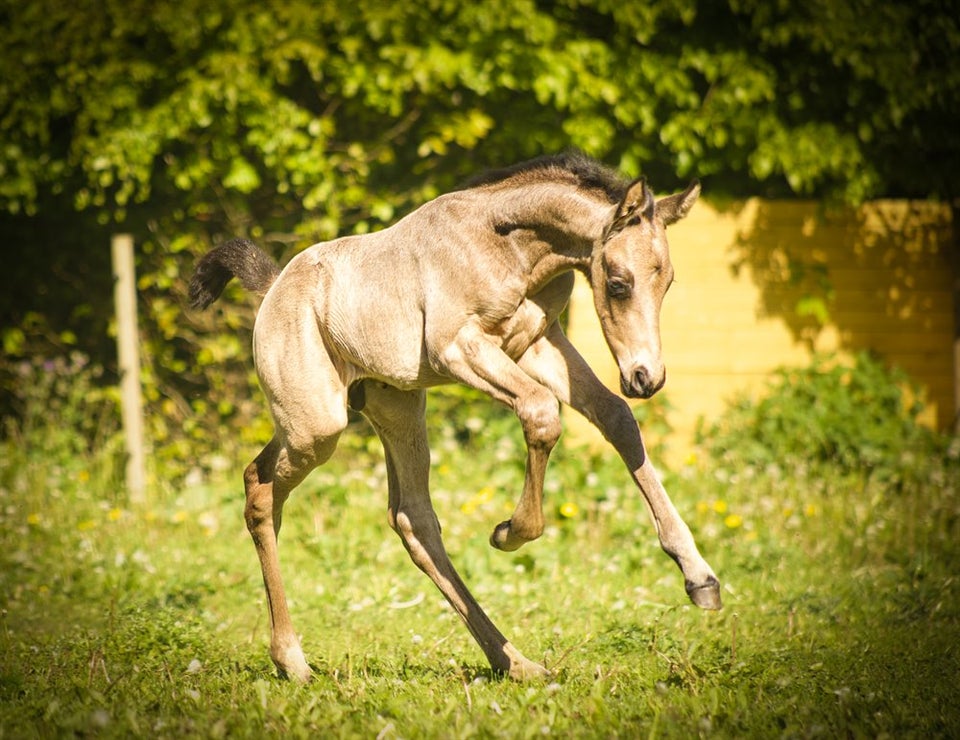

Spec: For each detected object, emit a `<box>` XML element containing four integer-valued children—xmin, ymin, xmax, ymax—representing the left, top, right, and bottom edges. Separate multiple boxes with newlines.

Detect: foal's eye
<box><xmin>606</xmin><ymin>277</ymin><xmax>632</xmax><ymax>299</ymax></box>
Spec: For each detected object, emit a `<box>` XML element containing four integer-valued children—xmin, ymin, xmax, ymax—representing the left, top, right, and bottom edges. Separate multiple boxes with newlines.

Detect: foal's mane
<box><xmin>458</xmin><ymin>151</ymin><xmax>629</xmax><ymax>204</ymax></box>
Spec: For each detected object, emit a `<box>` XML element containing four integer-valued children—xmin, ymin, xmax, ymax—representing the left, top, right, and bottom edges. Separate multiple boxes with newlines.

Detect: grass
<box><xmin>1</xmin><ymin>398</ymin><xmax>959</xmax><ymax>738</ymax></box>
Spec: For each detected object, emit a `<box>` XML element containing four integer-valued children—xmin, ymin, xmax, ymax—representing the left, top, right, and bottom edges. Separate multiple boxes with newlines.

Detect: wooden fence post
<box><xmin>111</xmin><ymin>234</ymin><xmax>147</xmax><ymax>504</ymax></box>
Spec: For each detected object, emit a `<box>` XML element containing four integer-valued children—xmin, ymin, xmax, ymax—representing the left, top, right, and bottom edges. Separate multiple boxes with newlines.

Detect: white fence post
<box><xmin>111</xmin><ymin>234</ymin><xmax>147</xmax><ymax>504</ymax></box>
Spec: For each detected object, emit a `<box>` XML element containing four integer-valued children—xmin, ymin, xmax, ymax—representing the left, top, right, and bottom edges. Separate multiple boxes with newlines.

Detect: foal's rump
<box><xmin>252</xmin><ymin>253</ymin><xmax>351</xmax><ymax>452</ymax></box>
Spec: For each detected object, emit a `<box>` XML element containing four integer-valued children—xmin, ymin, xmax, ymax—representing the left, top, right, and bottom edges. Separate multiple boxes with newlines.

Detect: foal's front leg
<box><xmin>519</xmin><ymin>326</ymin><xmax>722</xmax><ymax>610</ymax></box>
<box><xmin>441</xmin><ymin>326</ymin><xmax>561</xmax><ymax>551</ymax></box>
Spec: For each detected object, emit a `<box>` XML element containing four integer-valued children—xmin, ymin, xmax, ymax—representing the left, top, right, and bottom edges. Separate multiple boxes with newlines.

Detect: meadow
<box><xmin>1</xmin><ymin>354</ymin><xmax>958</xmax><ymax>738</ymax></box>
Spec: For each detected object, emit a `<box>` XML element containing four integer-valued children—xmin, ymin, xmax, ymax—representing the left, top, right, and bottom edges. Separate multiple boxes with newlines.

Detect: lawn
<box><xmin>1</xmin><ymin>383</ymin><xmax>959</xmax><ymax>738</ymax></box>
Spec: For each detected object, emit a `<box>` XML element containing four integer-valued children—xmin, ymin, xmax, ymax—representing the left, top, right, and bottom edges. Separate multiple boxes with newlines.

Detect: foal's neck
<box><xmin>485</xmin><ymin>181</ymin><xmax>612</xmax><ymax>280</ymax></box>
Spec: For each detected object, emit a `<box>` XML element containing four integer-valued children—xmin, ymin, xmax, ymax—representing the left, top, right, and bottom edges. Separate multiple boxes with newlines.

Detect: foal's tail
<box><xmin>188</xmin><ymin>238</ymin><xmax>281</xmax><ymax>310</ymax></box>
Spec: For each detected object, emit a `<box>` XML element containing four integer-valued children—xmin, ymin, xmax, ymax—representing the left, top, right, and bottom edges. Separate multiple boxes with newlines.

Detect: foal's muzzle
<box><xmin>620</xmin><ymin>366</ymin><xmax>666</xmax><ymax>399</ymax></box>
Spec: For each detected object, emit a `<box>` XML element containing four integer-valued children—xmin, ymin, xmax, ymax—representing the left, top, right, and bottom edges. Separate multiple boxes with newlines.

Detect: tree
<box><xmin>2</xmin><ymin>0</ymin><xmax>957</xmax><ymax>474</ymax></box>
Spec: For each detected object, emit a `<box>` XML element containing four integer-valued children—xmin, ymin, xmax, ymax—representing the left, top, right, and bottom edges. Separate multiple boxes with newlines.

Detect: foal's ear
<box><xmin>655</xmin><ymin>179</ymin><xmax>701</xmax><ymax>225</ymax></box>
<box><xmin>611</xmin><ymin>177</ymin><xmax>655</xmax><ymax>231</ymax></box>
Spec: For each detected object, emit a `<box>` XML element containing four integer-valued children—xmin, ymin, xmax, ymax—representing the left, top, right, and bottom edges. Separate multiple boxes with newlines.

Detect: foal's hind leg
<box><xmin>244</xmin><ymin>429</ymin><xmax>342</xmax><ymax>682</ymax></box>
<box><xmin>246</xmin><ymin>286</ymin><xmax>349</xmax><ymax>680</ymax></box>
<box><xmin>361</xmin><ymin>382</ymin><xmax>548</xmax><ymax>679</ymax></box>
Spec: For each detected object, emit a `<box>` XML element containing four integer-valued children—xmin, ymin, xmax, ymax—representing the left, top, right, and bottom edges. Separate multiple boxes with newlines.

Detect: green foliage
<box><xmin>2</xmin><ymin>0</ymin><xmax>958</xmax><ymax>480</ymax></box>
<box><xmin>696</xmin><ymin>351</ymin><xmax>944</xmax><ymax>484</ymax></box>
<box><xmin>4</xmin><ymin>0</ymin><xmax>957</xmax><ymax>220</ymax></box>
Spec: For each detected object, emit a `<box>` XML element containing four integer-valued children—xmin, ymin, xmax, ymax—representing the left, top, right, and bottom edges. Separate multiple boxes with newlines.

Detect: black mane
<box><xmin>458</xmin><ymin>151</ymin><xmax>629</xmax><ymax>203</ymax></box>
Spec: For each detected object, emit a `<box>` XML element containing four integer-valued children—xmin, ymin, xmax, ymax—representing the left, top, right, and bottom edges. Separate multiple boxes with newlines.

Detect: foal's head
<box><xmin>591</xmin><ymin>178</ymin><xmax>700</xmax><ymax>399</ymax></box>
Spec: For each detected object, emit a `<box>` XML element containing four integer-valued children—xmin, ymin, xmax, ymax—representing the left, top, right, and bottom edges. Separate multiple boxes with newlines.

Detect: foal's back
<box><xmin>262</xmin><ymin>189</ymin><xmax>550</xmax><ymax>391</ymax></box>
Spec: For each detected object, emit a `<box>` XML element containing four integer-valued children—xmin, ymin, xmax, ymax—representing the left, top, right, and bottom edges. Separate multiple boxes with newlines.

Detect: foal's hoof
<box><xmin>489</xmin><ymin>520</ymin><xmax>525</xmax><ymax>552</ymax></box>
<box><xmin>501</xmin><ymin>642</ymin><xmax>551</xmax><ymax>681</ymax></box>
<box><xmin>686</xmin><ymin>576</ymin><xmax>723</xmax><ymax>610</ymax></box>
<box><xmin>509</xmin><ymin>659</ymin><xmax>551</xmax><ymax>682</ymax></box>
<box><xmin>272</xmin><ymin>646</ymin><xmax>313</xmax><ymax>683</ymax></box>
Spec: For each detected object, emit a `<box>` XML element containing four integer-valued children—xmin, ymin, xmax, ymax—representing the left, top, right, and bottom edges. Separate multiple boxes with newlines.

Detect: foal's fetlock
<box><xmin>489</xmin><ymin>519</ymin><xmax>540</xmax><ymax>551</ymax></box>
<box><xmin>685</xmin><ymin>575</ymin><xmax>723</xmax><ymax>611</ymax></box>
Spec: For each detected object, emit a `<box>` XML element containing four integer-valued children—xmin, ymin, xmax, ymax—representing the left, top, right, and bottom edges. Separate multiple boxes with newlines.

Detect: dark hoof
<box><xmin>686</xmin><ymin>576</ymin><xmax>722</xmax><ymax>610</ymax></box>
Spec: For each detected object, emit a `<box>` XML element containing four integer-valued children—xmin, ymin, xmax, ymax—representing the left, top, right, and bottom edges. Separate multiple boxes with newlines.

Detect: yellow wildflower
<box><xmin>559</xmin><ymin>501</ymin><xmax>579</xmax><ymax>519</ymax></box>
<box><xmin>77</xmin><ymin>519</ymin><xmax>97</xmax><ymax>531</ymax></box>
<box><xmin>27</xmin><ymin>513</ymin><xmax>41</xmax><ymax>526</ymax></box>
<box><xmin>724</xmin><ymin>513</ymin><xmax>743</xmax><ymax>529</ymax></box>
<box><xmin>712</xmin><ymin>500</ymin><xmax>728</xmax><ymax>515</ymax></box>
<box><xmin>107</xmin><ymin>508</ymin><xmax>123</xmax><ymax>522</ymax></box>
<box><xmin>461</xmin><ymin>486</ymin><xmax>496</xmax><ymax>515</ymax></box>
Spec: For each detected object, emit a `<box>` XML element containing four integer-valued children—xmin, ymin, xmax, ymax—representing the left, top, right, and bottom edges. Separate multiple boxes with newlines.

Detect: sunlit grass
<box><xmin>1</xmin><ymin>389</ymin><xmax>959</xmax><ymax>737</ymax></box>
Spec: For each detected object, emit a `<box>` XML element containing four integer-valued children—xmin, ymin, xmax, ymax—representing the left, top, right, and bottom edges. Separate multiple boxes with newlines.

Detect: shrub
<box><xmin>696</xmin><ymin>351</ymin><xmax>946</xmax><ymax>485</ymax></box>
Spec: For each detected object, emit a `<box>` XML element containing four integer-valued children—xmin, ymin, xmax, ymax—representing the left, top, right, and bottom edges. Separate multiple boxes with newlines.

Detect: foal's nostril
<box><xmin>629</xmin><ymin>367</ymin><xmax>665</xmax><ymax>399</ymax></box>
<box><xmin>619</xmin><ymin>366</ymin><xmax>665</xmax><ymax>399</ymax></box>
<box><xmin>633</xmin><ymin>368</ymin><xmax>651</xmax><ymax>393</ymax></box>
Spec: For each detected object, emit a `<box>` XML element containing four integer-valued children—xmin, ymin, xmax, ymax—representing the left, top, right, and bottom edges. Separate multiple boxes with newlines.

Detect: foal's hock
<box><xmin>189</xmin><ymin>152</ymin><xmax>721</xmax><ymax>682</ymax></box>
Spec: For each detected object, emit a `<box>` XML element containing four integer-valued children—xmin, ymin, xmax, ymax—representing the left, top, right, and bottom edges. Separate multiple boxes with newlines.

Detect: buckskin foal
<box><xmin>188</xmin><ymin>152</ymin><xmax>721</xmax><ymax>682</ymax></box>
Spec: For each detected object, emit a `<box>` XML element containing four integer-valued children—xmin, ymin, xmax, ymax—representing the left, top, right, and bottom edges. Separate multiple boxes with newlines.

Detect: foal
<box><xmin>189</xmin><ymin>152</ymin><xmax>721</xmax><ymax>682</ymax></box>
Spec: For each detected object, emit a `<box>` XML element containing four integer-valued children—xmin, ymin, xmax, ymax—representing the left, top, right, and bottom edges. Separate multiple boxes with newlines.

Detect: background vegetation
<box><xmin>2</xmin><ymin>0</ymin><xmax>959</xmax><ymax>480</ymax></box>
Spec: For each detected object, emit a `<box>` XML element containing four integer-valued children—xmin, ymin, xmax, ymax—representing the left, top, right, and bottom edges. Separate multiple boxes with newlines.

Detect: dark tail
<box><xmin>188</xmin><ymin>239</ymin><xmax>281</xmax><ymax>310</ymax></box>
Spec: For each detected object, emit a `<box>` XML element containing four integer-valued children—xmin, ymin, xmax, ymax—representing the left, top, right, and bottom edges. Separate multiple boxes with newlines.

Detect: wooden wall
<box><xmin>564</xmin><ymin>198</ymin><xmax>956</xmax><ymax>463</ymax></box>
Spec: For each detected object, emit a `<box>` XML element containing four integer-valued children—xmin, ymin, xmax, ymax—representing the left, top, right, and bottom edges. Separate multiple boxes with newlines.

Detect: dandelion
<box><xmin>724</xmin><ymin>513</ymin><xmax>743</xmax><ymax>529</ymax></box>
<box><xmin>712</xmin><ymin>500</ymin><xmax>728</xmax><ymax>515</ymax></box>
<box><xmin>172</xmin><ymin>510</ymin><xmax>189</xmax><ymax>524</ymax></box>
<box><xmin>107</xmin><ymin>508</ymin><xmax>123</xmax><ymax>522</ymax></box>
<box><xmin>558</xmin><ymin>501</ymin><xmax>579</xmax><ymax>519</ymax></box>
<box><xmin>27</xmin><ymin>513</ymin><xmax>41</xmax><ymax>526</ymax></box>
<box><xmin>696</xmin><ymin>501</ymin><xmax>709</xmax><ymax>515</ymax></box>
<box><xmin>804</xmin><ymin>503</ymin><xmax>818</xmax><ymax>518</ymax></box>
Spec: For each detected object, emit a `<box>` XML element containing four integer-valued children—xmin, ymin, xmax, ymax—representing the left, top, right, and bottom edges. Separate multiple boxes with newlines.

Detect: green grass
<box><xmin>2</xmin><ymin>410</ymin><xmax>959</xmax><ymax>738</ymax></box>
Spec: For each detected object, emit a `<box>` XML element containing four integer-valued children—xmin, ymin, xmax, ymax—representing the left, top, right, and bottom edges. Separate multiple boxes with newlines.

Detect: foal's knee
<box><xmin>516</xmin><ymin>391</ymin><xmax>562</xmax><ymax>450</ymax></box>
